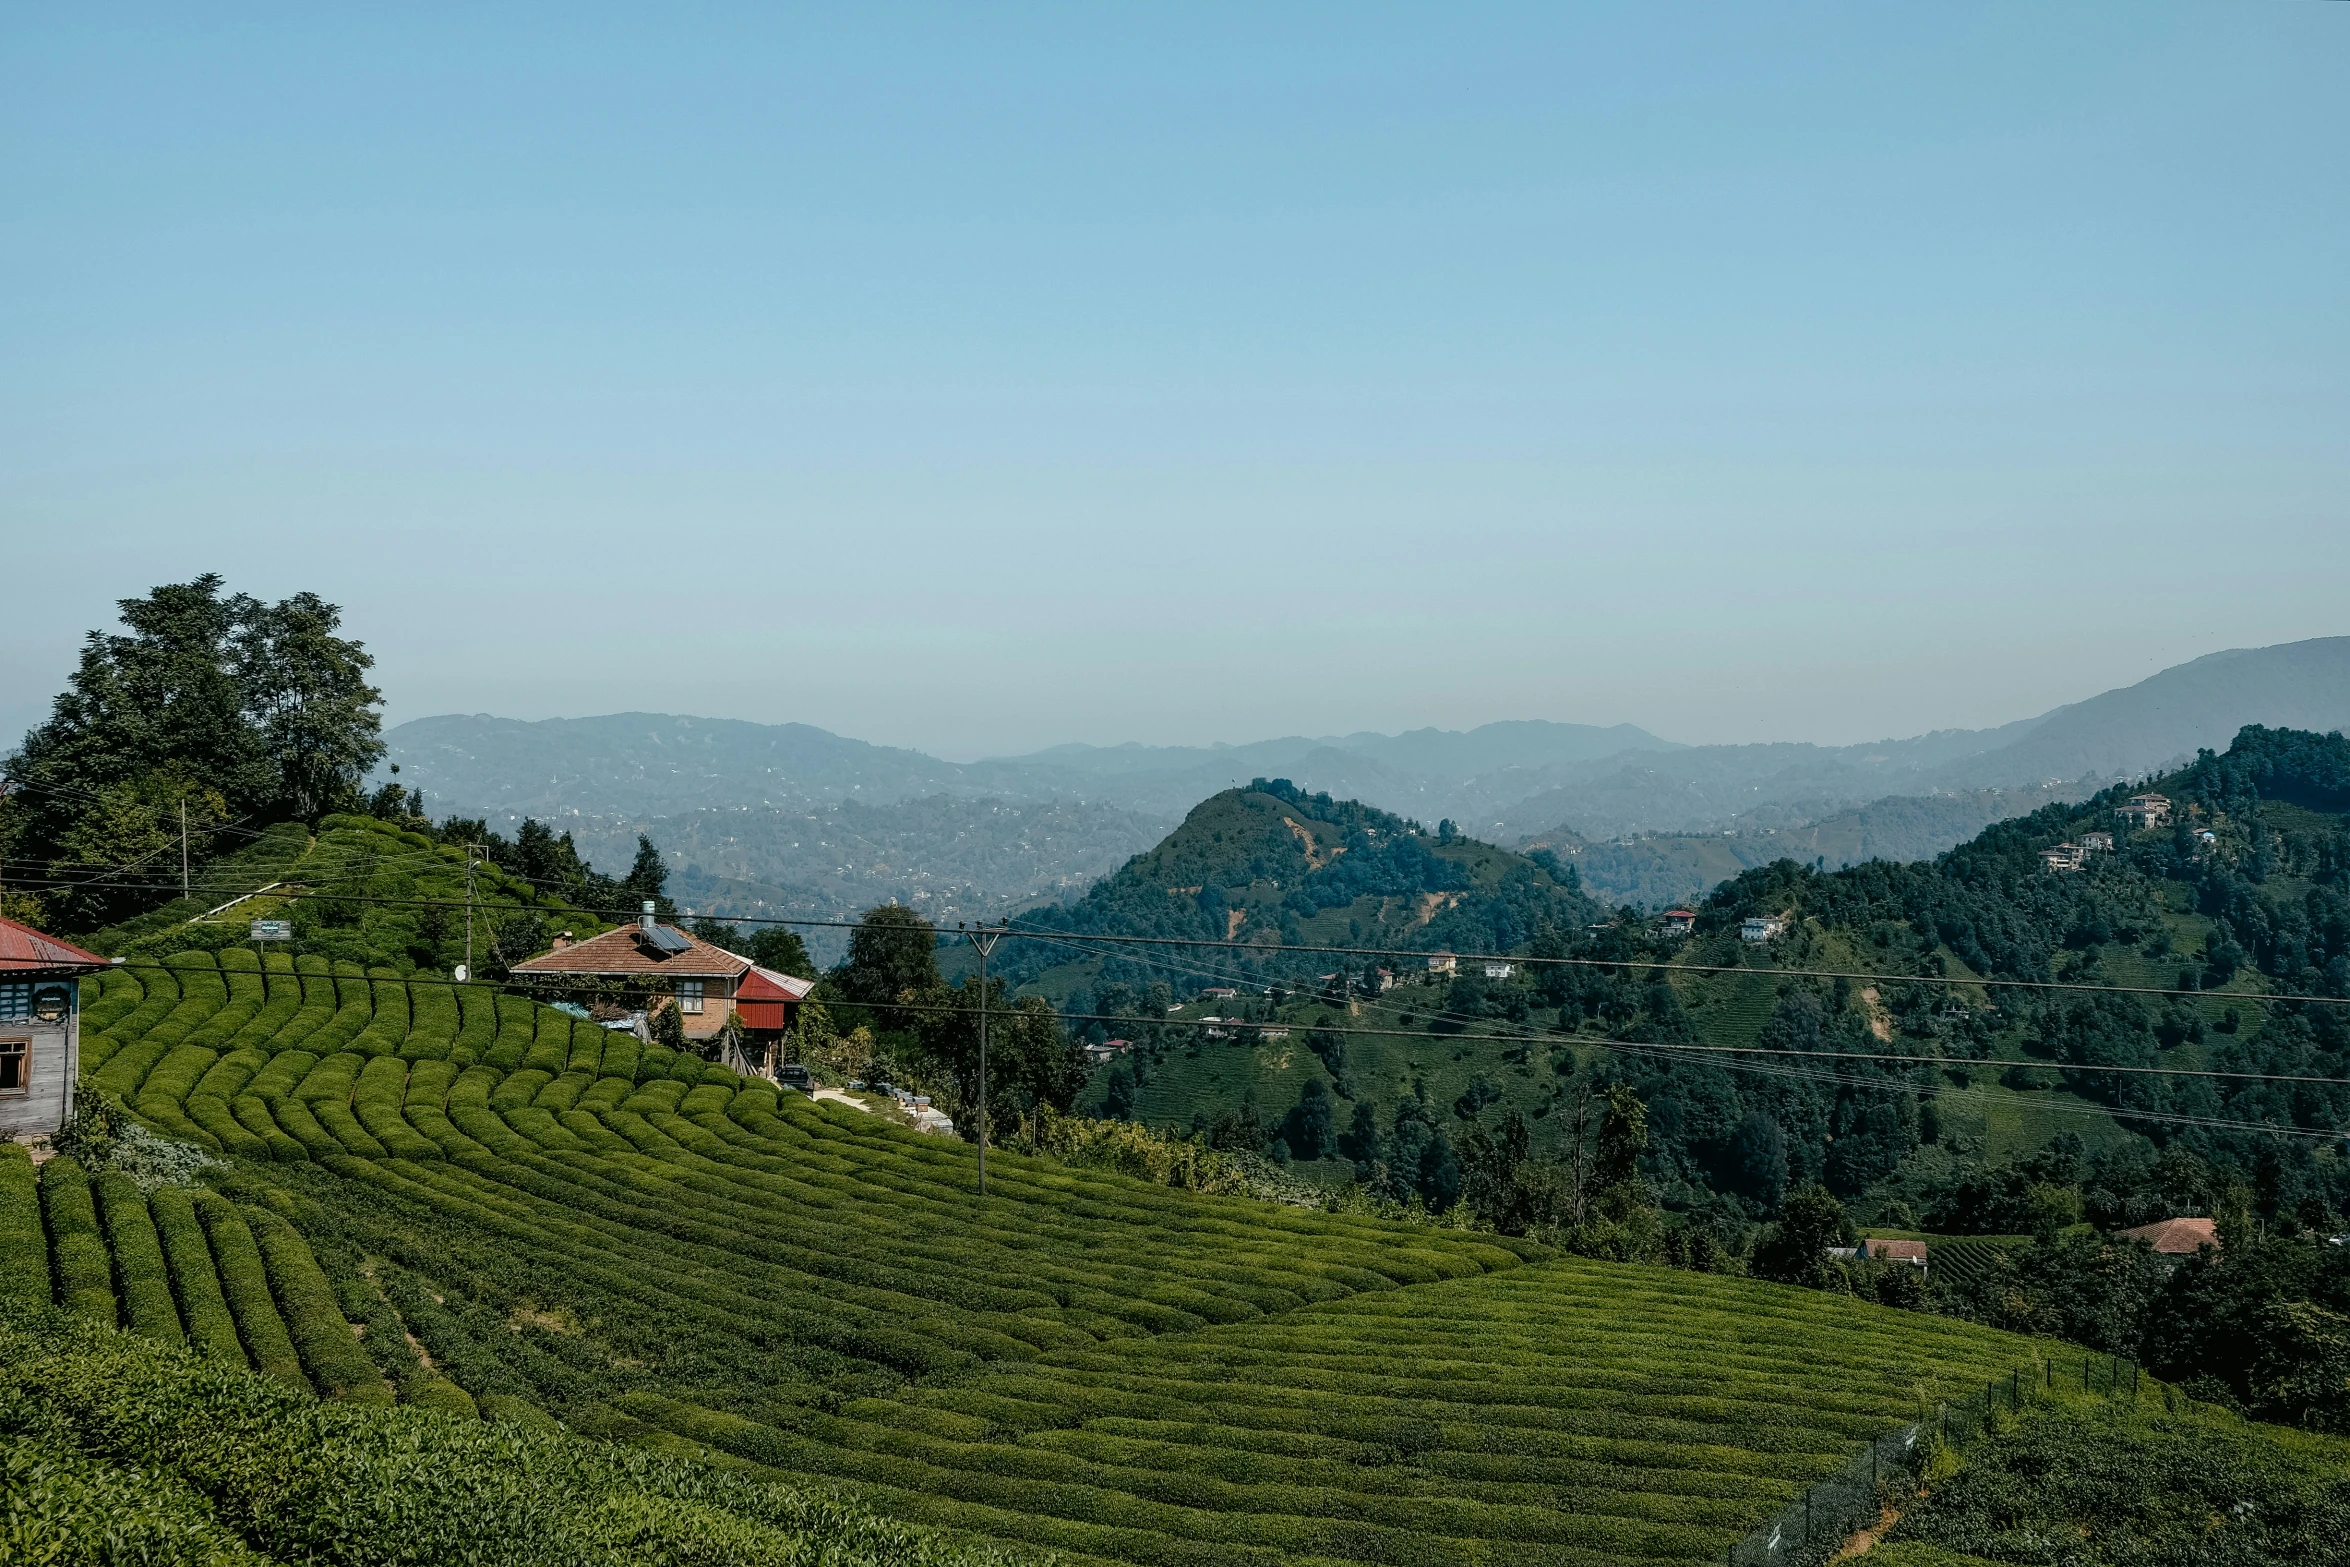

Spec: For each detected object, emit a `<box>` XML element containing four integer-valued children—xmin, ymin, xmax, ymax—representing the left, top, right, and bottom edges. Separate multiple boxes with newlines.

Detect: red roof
<box><xmin>0</xmin><ymin>915</ymin><xmax>109</xmax><ymax>973</ymax></box>
<box><xmin>2118</xmin><ymin>1216</ymin><xmax>2219</xmax><ymax>1255</ymax></box>
<box><xmin>1663</xmin><ymin>909</ymin><xmax>1697</xmax><ymax>919</ymax></box>
<box><xmin>737</xmin><ymin>965</ymin><xmax>814</xmax><ymax>1004</ymax></box>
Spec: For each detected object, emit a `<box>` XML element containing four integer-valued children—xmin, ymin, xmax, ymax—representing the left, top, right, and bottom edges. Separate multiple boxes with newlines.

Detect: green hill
<box><xmin>15</xmin><ymin>937</ymin><xmax>2065</xmax><ymax>1566</ymax></box>
<box><xmin>1042</xmin><ymin>727</ymin><xmax>2350</xmax><ymax>1248</ymax></box>
<box><xmin>1006</xmin><ymin>777</ymin><xmax>1598</xmax><ymax>993</ymax></box>
<box><xmin>79</xmin><ymin>810</ymin><xmax>615</xmax><ymax>971</ymax></box>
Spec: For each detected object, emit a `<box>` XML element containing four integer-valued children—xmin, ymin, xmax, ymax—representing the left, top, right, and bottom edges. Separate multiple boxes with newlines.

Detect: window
<box><xmin>0</xmin><ymin>1038</ymin><xmax>27</xmax><ymax>1096</ymax></box>
<box><xmin>0</xmin><ymin>984</ymin><xmax>27</xmax><ymax>1020</ymax></box>
<box><xmin>677</xmin><ymin>980</ymin><xmax>705</xmax><ymax>1015</ymax></box>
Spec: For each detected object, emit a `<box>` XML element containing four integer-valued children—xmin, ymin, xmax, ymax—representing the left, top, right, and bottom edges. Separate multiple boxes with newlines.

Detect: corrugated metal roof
<box><xmin>737</xmin><ymin>964</ymin><xmax>814</xmax><ymax>1003</ymax></box>
<box><xmin>0</xmin><ymin>915</ymin><xmax>109</xmax><ymax>973</ymax></box>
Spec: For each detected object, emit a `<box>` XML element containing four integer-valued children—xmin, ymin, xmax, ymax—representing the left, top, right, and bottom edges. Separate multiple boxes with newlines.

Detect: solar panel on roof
<box><xmin>641</xmin><ymin>925</ymin><xmax>692</xmax><ymax>955</ymax></box>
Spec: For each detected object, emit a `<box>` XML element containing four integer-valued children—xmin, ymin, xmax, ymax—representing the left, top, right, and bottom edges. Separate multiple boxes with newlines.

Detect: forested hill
<box><xmin>1607</xmin><ymin>723</ymin><xmax>2350</xmax><ymax>1232</ymax></box>
<box><xmin>1695</xmin><ymin>723</ymin><xmax>2350</xmax><ymax>994</ymax></box>
<box><xmin>1001</xmin><ymin>779</ymin><xmax>1600</xmax><ymax>991</ymax></box>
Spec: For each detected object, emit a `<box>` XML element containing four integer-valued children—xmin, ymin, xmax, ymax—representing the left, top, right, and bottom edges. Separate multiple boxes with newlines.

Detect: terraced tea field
<box><xmin>21</xmin><ymin>945</ymin><xmax>2058</xmax><ymax>1566</ymax></box>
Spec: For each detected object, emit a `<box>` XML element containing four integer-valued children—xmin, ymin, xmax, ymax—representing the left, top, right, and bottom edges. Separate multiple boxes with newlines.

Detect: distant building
<box><xmin>1259</xmin><ymin>1026</ymin><xmax>1290</xmax><ymax>1041</ymax></box>
<box><xmin>2039</xmin><ymin>843</ymin><xmax>2088</xmax><ymax>874</ymax></box>
<box><xmin>1427</xmin><ymin>952</ymin><xmax>1458</xmax><ymax>975</ymax></box>
<box><xmin>1482</xmin><ymin>962</ymin><xmax>1516</xmax><ymax>979</ymax></box>
<box><xmin>2117</xmin><ymin>793</ymin><xmax>2172</xmax><ymax>831</ymax></box>
<box><xmin>1374</xmin><ymin>969</ymin><xmax>1395</xmax><ymax>992</ymax></box>
<box><xmin>1740</xmin><ymin>916</ymin><xmax>1787</xmax><ymax>943</ymax></box>
<box><xmin>1660</xmin><ymin>909</ymin><xmax>1697</xmax><ymax>937</ymax></box>
<box><xmin>2080</xmin><ymin>831</ymin><xmax>2115</xmax><ymax>853</ymax></box>
<box><xmin>1200</xmin><ymin>987</ymin><xmax>1238</xmax><ymax>1001</ymax></box>
<box><xmin>2118</xmin><ymin>1216</ymin><xmax>2218</xmax><ymax>1256</ymax></box>
<box><xmin>0</xmin><ymin>916</ymin><xmax>111</xmax><ymax>1142</ymax></box>
<box><xmin>1200</xmin><ymin>1017</ymin><xmax>1230</xmax><ymax>1039</ymax></box>
<box><xmin>511</xmin><ymin>901</ymin><xmax>811</xmax><ymax>1079</ymax></box>
<box><xmin>1862</xmin><ymin>1238</ymin><xmax>1929</xmax><ymax>1269</ymax></box>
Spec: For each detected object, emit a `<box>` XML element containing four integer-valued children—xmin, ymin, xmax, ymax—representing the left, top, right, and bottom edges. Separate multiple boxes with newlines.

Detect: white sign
<box><xmin>250</xmin><ymin>920</ymin><xmax>292</xmax><ymax>941</ymax></box>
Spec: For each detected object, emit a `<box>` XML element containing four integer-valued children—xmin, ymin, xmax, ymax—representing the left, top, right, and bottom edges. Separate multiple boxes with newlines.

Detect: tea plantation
<box><xmin>15</xmin><ymin>945</ymin><xmax>2063</xmax><ymax>1566</ymax></box>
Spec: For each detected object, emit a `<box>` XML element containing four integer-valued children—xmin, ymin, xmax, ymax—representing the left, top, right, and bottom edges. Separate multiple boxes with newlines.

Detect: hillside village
<box><xmin>6</xmin><ymin>582</ymin><xmax>2350</xmax><ymax>1566</ymax></box>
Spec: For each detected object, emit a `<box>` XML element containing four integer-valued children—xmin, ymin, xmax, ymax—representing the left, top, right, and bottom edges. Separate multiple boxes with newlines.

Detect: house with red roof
<box><xmin>0</xmin><ymin>915</ymin><xmax>113</xmax><ymax>1140</ymax></box>
<box><xmin>511</xmin><ymin>902</ymin><xmax>812</xmax><ymax>1078</ymax></box>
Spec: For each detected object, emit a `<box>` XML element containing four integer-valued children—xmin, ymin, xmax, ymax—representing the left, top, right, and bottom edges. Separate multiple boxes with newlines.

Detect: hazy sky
<box><xmin>4</xmin><ymin>4</ymin><xmax>2345</xmax><ymax>760</ymax></box>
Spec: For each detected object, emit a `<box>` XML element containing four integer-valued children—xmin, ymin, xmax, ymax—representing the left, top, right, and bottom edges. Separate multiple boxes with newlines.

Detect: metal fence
<box><xmin>1723</xmin><ymin>1353</ymin><xmax>2146</xmax><ymax>1567</ymax></box>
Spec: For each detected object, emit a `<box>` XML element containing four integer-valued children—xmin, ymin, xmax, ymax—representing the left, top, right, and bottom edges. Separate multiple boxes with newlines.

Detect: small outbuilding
<box><xmin>2117</xmin><ymin>1216</ymin><xmax>2219</xmax><ymax>1256</ymax></box>
<box><xmin>0</xmin><ymin>916</ymin><xmax>112</xmax><ymax>1141</ymax></box>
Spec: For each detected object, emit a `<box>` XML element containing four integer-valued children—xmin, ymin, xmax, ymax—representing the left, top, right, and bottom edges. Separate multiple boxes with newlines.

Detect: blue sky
<box><xmin>3</xmin><ymin>3</ymin><xmax>2344</xmax><ymax>759</ymax></box>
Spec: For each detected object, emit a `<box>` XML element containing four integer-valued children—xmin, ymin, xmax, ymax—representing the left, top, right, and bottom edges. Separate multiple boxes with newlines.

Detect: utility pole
<box><xmin>179</xmin><ymin>797</ymin><xmax>190</xmax><ymax>901</ymax></box>
<box><xmin>965</xmin><ymin>922</ymin><xmax>1004</xmax><ymax>1197</ymax></box>
<box><xmin>463</xmin><ymin>843</ymin><xmax>480</xmax><ymax>981</ymax></box>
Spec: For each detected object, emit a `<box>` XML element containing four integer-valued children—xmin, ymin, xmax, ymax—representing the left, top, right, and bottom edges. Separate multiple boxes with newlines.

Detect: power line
<box><xmin>66</xmin><ymin>954</ymin><xmax>2350</xmax><ymax>1093</ymax></box>
<box><xmin>24</xmin><ymin>871</ymin><xmax>2337</xmax><ymax>1012</ymax></box>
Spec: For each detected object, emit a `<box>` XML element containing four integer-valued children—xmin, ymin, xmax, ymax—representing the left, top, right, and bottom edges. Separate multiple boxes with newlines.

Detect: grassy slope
<box><xmin>4</xmin><ymin>1314</ymin><xmax>1018</xmax><ymax>1567</ymax></box>
<box><xmin>32</xmin><ymin>937</ymin><xmax>2064</xmax><ymax>1567</ymax></box>
<box><xmin>82</xmin><ymin>811</ymin><xmax>610</xmax><ymax>967</ymax></box>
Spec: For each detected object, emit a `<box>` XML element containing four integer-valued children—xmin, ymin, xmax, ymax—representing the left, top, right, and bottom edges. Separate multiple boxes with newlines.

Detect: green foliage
<box><xmin>1753</xmin><ymin>1184</ymin><xmax>1853</xmax><ymax>1291</ymax></box>
<box><xmin>90</xmin><ymin>1172</ymin><xmax>182</xmax><ymax>1346</ymax></box>
<box><xmin>40</xmin><ymin>938</ymin><xmax>2151</xmax><ymax>1565</ymax></box>
<box><xmin>36</xmin><ymin>1158</ymin><xmax>115</xmax><ymax>1326</ymax></box>
<box><xmin>1887</xmin><ymin>1392</ymin><xmax>2350</xmax><ymax>1566</ymax></box>
<box><xmin>246</xmin><ymin>1206</ymin><xmax>392</xmax><ymax>1404</ymax></box>
<box><xmin>195</xmin><ymin>1193</ymin><xmax>308</xmax><ymax>1389</ymax></box>
<box><xmin>0</xmin><ymin>1316</ymin><xmax>1025</xmax><ymax>1567</ymax></box>
<box><xmin>0</xmin><ymin>1143</ymin><xmax>50</xmax><ymax>1312</ymax></box>
<box><xmin>2</xmin><ymin>576</ymin><xmax>384</xmax><ymax>928</ymax></box>
<box><xmin>149</xmin><ymin>1185</ymin><xmax>247</xmax><ymax>1366</ymax></box>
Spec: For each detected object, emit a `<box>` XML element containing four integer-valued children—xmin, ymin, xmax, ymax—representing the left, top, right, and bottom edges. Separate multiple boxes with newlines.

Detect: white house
<box><xmin>1740</xmin><ymin>915</ymin><xmax>1788</xmax><ymax>943</ymax></box>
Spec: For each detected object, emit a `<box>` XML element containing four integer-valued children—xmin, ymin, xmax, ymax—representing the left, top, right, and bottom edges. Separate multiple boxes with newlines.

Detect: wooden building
<box><xmin>1</xmin><ymin>916</ymin><xmax>112</xmax><ymax>1141</ymax></box>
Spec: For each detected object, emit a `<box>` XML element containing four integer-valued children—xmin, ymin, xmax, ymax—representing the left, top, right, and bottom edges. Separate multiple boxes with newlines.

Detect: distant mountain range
<box><xmin>385</xmin><ymin>636</ymin><xmax>2350</xmax><ymax>930</ymax></box>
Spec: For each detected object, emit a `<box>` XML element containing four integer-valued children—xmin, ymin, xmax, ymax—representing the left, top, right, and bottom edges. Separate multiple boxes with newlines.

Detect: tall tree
<box><xmin>233</xmin><ymin>590</ymin><xmax>384</xmax><ymax>819</ymax></box>
<box><xmin>837</xmin><ymin>906</ymin><xmax>941</xmax><ymax>1006</ymax></box>
<box><xmin>3</xmin><ymin>577</ymin><xmax>385</xmax><ymax>927</ymax></box>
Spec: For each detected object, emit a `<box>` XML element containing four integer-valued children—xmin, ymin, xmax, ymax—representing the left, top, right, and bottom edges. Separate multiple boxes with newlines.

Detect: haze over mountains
<box><xmin>386</xmin><ymin>637</ymin><xmax>2350</xmax><ymax>940</ymax></box>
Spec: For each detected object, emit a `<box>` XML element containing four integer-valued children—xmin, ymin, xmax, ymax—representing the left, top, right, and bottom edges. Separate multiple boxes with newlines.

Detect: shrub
<box><xmin>37</xmin><ymin>1156</ymin><xmax>116</xmax><ymax>1325</ymax></box>
<box><xmin>0</xmin><ymin>1142</ymin><xmax>49</xmax><ymax>1310</ymax></box>
<box><xmin>195</xmin><ymin>1192</ymin><xmax>308</xmax><ymax>1388</ymax></box>
<box><xmin>247</xmin><ymin>1206</ymin><xmax>393</xmax><ymax>1405</ymax></box>
<box><xmin>150</xmin><ymin>1185</ymin><xmax>246</xmax><ymax>1366</ymax></box>
<box><xmin>92</xmin><ymin>1171</ymin><xmax>183</xmax><ymax>1345</ymax></box>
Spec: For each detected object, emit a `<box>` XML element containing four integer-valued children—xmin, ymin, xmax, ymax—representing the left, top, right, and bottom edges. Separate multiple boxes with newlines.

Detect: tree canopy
<box><xmin>3</xmin><ymin>577</ymin><xmax>385</xmax><ymax>927</ymax></box>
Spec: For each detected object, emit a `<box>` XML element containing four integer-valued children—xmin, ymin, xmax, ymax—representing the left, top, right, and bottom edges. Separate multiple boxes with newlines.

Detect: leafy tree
<box><xmin>1751</xmin><ymin>1184</ymin><xmax>1852</xmax><ymax>1290</ymax></box>
<box><xmin>624</xmin><ymin>836</ymin><xmax>673</xmax><ymax>913</ymax></box>
<box><xmin>837</xmin><ymin>906</ymin><xmax>941</xmax><ymax>1007</ymax></box>
<box><xmin>743</xmin><ymin>925</ymin><xmax>815</xmax><ymax>977</ymax></box>
<box><xmin>1101</xmin><ymin>1063</ymin><xmax>1138</xmax><ymax>1122</ymax></box>
<box><xmin>233</xmin><ymin>590</ymin><xmax>385</xmax><ymax>819</ymax></box>
<box><xmin>4</xmin><ymin>577</ymin><xmax>383</xmax><ymax>930</ymax></box>
<box><xmin>1340</xmin><ymin>1100</ymin><xmax>1383</xmax><ymax>1168</ymax></box>
<box><xmin>1281</xmin><ymin>1078</ymin><xmax>1336</xmax><ymax>1160</ymax></box>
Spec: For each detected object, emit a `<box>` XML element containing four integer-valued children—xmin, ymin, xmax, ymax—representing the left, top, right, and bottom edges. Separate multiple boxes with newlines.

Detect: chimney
<box><xmin>550</xmin><ymin>932</ymin><xmax>574</xmax><ymax>952</ymax></box>
<box><xmin>640</xmin><ymin>900</ymin><xmax>657</xmax><ymax>933</ymax></box>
